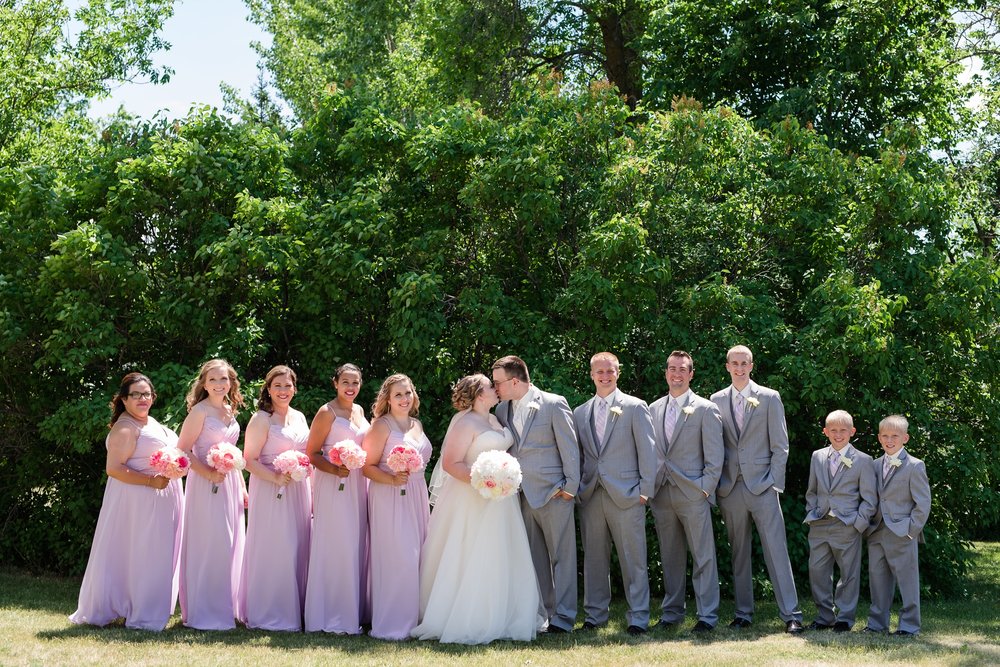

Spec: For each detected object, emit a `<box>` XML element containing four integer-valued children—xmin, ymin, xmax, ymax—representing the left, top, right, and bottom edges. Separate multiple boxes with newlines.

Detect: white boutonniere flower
<box><xmin>746</xmin><ymin>397</ymin><xmax>760</xmax><ymax>408</ymax></box>
<box><xmin>609</xmin><ymin>406</ymin><xmax>623</xmax><ymax>417</ymax></box>
<box><xmin>527</xmin><ymin>401</ymin><xmax>540</xmax><ymax>411</ymax></box>
<box><xmin>841</xmin><ymin>456</ymin><xmax>853</xmax><ymax>469</ymax></box>
<box><xmin>682</xmin><ymin>406</ymin><xmax>695</xmax><ymax>416</ymax></box>
<box><xmin>889</xmin><ymin>457</ymin><xmax>902</xmax><ymax>468</ymax></box>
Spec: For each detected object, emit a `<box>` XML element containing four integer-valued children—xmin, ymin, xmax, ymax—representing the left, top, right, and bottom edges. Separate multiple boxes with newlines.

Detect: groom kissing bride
<box><xmin>492</xmin><ymin>355</ymin><xmax>580</xmax><ymax>635</ymax></box>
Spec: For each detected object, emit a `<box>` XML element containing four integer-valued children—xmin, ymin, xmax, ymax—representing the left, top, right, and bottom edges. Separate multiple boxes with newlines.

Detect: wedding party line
<box><xmin>69</xmin><ymin>346</ymin><xmax>930</xmax><ymax>645</ymax></box>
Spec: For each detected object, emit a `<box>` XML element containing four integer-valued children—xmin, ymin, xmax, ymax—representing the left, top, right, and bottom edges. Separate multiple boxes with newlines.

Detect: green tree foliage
<box><xmin>2</xmin><ymin>83</ymin><xmax>997</xmax><ymax>598</ymax></box>
<box><xmin>0</xmin><ymin>0</ymin><xmax>175</xmax><ymax>163</ymax></box>
<box><xmin>250</xmin><ymin>0</ymin><xmax>970</xmax><ymax>153</ymax></box>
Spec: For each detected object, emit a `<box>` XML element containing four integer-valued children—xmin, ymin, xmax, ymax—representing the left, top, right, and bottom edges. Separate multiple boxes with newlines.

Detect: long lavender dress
<box><xmin>304</xmin><ymin>416</ymin><xmax>371</xmax><ymax>633</ymax></box>
<box><xmin>368</xmin><ymin>426</ymin><xmax>432</xmax><ymax>640</ymax></box>
<box><xmin>179</xmin><ymin>415</ymin><xmax>244</xmax><ymax>630</ymax></box>
<box><xmin>238</xmin><ymin>417</ymin><xmax>311</xmax><ymax>631</ymax></box>
<box><xmin>69</xmin><ymin>415</ymin><xmax>185</xmax><ymax>631</ymax></box>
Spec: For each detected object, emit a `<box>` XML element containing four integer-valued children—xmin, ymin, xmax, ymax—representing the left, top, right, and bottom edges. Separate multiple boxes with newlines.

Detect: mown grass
<box><xmin>3</xmin><ymin>543</ymin><xmax>999</xmax><ymax>666</ymax></box>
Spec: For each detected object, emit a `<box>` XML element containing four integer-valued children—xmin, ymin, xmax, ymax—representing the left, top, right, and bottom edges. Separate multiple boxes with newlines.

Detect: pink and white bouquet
<box><xmin>207</xmin><ymin>443</ymin><xmax>246</xmax><ymax>494</ymax></box>
<box><xmin>272</xmin><ymin>450</ymin><xmax>311</xmax><ymax>499</ymax></box>
<box><xmin>386</xmin><ymin>443</ymin><xmax>424</xmax><ymax>496</ymax></box>
<box><xmin>149</xmin><ymin>446</ymin><xmax>190</xmax><ymax>480</ymax></box>
<box><xmin>470</xmin><ymin>450</ymin><xmax>522</xmax><ymax>501</ymax></box>
<box><xmin>327</xmin><ymin>439</ymin><xmax>367</xmax><ymax>491</ymax></box>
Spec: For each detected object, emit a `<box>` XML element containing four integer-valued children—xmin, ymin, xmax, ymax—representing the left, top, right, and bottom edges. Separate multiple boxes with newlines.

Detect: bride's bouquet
<box><xmin>327</xmin><ymin>439</ymin><xmax>367</xmax><ymax>491</ymax></box>
<box><xmin>272</xmin><ymin>450</ymin><xmax>311</xmax><ymax>499</ymax></box>
<box><xmin>207</xmin><ymin>442</ymin><xmax>245</xmax><ymax>494</ymax></box>
<box><xmin>148</xmin><ymin>446</ymin><xmax>190</xmax><ymax>480</ymax></box>
<box><xmin>386</xmin><ymin>443</ymin><xmax>424</xmax><ymax>496</ymax></box>
<box><xmin>470</xmin><ymin>450</ymin><xmax>522</xmax><ymax>501</ymax></box>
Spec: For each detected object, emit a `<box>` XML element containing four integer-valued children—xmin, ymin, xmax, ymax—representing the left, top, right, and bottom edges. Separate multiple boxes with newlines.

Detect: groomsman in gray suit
<box><xmin>710</xmin><ymin>345</ymin><xmax>804</xmax><ymax>633</ymax></box>
<box><xmin>865</xmin><ymin>414</ymin><xmax>931</xmax><ymax>636</ymax></box>
<box><xmin>492</xmin><ymin>355</ymin><xmax>580</xmax><ymax>634</ymax></box>
<box><xmin>649</xmin><ymin>350</ymin><xmax>724</xmax><ymax>633</ymax></box>
<box><xmin>573</xmin><ymin>352</ymin><xmax>656</xmax><ymax>635</ymax></box>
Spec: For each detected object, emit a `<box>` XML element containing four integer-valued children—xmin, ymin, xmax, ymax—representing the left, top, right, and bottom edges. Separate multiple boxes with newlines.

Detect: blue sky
<box><xmin>88</xmin><ymin>0</ymin><xmax>271</xmax><ymax>120</ymax></box>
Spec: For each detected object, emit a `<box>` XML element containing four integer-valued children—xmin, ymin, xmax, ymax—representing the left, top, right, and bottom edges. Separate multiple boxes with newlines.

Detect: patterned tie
<box><xmin>883</xmin><ymin>457</ymin><xmax>892</xmax><ymax>481</ymax></box>
<box><xmin>664</xmin><ymin>398</ymin><xmax>679</xmax><ymax>442</ymax></box>
<box><xmin>829</xmin><ymin>450</ymin><xmax>840</xmax><ymax>478</ymax></box>
<box><xmin>595</xmin><ymin>399</ymin><xmax>608</xmax><ymax>445</ymax></box>
<box><xmin>734</xmin><ymin>393</ymin><xmax>745</xmax><ymax>436</ymax></box>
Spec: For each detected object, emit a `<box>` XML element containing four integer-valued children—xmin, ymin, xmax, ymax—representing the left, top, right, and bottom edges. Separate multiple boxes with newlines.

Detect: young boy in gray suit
<box><xmin>865</xmin><ymin>414</ymin><xmax>931</xmax><ymax>636</ymax></box>
<box><xmin>804</xmin><ymin>410</ymin><xmax>877</xmax><ymax>632</ymax></box>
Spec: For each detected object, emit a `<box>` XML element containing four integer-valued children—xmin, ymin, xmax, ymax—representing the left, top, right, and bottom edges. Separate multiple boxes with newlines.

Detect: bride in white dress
<box><xmin>411</xmin><ymin>374</ymin><xmax>540</xmax><ymax>644</ymax></box>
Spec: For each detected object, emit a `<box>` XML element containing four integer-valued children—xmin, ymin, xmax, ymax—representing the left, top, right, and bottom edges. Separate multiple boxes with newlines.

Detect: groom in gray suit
<box><xmin>710</xmin><ymin>345</ymin><xmax>804</xmax><ymax>633</ymax></box>
<box><xmin>492</xmin><ymin>355</ymin><xmax>580</xmax><ymax>633</ymax></box>
<box><xmin>649</xmin><ymin>350</ymin><xmax>724</xmax><ymax>632</ymax></box>
<box><xmin>573</xmin><ymin>352</ymin><xmax>656</xmax><ymax>635</ymax></box>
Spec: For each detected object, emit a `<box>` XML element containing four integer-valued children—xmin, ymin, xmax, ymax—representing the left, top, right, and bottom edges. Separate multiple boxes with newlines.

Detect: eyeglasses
<box><xmin>127</xmin><ymin>392</ymin><xmax>153</xmax><ymax>400</ymax></box>
<box><xmin>492</xmin><ymin>377</ymin><xmax>516</xmax><ymax>388</ymax></box>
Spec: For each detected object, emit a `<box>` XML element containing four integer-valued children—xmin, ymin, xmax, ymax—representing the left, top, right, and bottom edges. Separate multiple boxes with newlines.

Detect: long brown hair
<box><xmin>185</xmin><ymin>358</ymin><xmax>246</xmax><ymax>414</ymax></box>
<box><xmin>372</xmin><ymin>373</ymin><xmax>419</xmax><ymax>419</ymax></box>
<box><xmin>257</xmin><ymin>365</ymin><xmax>296</xmax><ymax>414</ymax></box>
<box><xmin>108</xmin><ymin>372</ymin><xmax>156</xmax><ymax>428</ymax></box>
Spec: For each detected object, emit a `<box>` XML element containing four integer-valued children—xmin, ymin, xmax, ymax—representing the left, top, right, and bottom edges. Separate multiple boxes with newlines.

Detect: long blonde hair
<box><xmin>372</xmin><ymin>373</ymin><xmax>420</xmax><ymax>419</ymax></box>
<box><xmin>185</xmin><ymin>359</ymin><xmax>245</xmax><ymax>414</ymax></box>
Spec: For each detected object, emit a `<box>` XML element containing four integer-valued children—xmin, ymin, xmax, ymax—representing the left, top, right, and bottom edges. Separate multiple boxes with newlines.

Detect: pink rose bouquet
<box><xmin>327</xmin><ymin>439</ymin><xmax>367</xmax><ymax>491</ymax></box>
<box><xmin>207</xmin><ymin>442</ymin><xmax>246</xmax><ymax>494</ymax></box>
<box><xmin>272</xmin><ymin>449</ymin><xmax>311</xmax><ymax>499</ymax></box>
<box><xmin>470</xmin><ymin>450</ymin><xmax>522</xmax><ymax>501</ymax></box>
<box><xmin>386</xmin><ymin>443</ymin><xmax>424</xmax><ymax>496</ymax></box>
<box><xmin>148</xmin><ymin>446</ymin><xmax>190</xmax><ymax>481</ymax></box>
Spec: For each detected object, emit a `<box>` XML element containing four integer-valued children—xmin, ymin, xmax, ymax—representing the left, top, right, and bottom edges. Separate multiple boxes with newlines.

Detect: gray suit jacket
<box><xmin>573</xmin><ymin>390</ymin><xmax>656</xmax><ymax>509</ymax></box>
<box><xmin>649</xmin><ymin>391</ymin><xmax>724</xmax><ymax>504</ymax></box>
<box><xmin>868</xmin><ymin>449</ymin><xmax>931</xmax><ymax>540</ymax></box>
<box><xmin>711</xmin><ymin>381</ymin><xmax>789</xmax><ymax>497</ymax></box>
<box><xmin>497</xmin><ymin>386</ymin><xmax>580</xmax><ymax>509</ymax></box>
<box><xmin>804</xmin><ymin>445</ymin><xmax>878</xmax><ymax>532</ymax></box>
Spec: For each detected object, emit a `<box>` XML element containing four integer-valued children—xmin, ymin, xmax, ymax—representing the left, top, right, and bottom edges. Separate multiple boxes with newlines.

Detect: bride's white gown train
<box><xmin>412</xmin><ymin>427</ymin><xmax>540</xmax><ymax>644</ymax></box>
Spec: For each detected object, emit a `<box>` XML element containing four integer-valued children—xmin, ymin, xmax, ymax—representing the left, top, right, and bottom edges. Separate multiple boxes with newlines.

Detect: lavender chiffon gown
<box><xmin>368</xmin><ymin>428</ymin><xmax>432</xmax><ymax>640</ymax></box>
<box><xmin>238</xmin><ymin>418</ymin><xmax>311</xmax><ymax>631</ymax></box>
<box><xmin>179</xmin><ymin>416</ymin><xmax>245</xmax><ymax>630</ymax></box>
<box><xmin>304</xmin><ymin>416</ymin><xmax>371</xmax><ymax>633</ymax></box>
<box><xmin>69</xmin><ymin>415</ymin><xmax>185</xmax><ymax>631</ymax></box>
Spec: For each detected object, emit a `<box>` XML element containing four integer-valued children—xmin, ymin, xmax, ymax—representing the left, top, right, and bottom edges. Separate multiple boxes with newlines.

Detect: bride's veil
<box><xmin>428</xmin><ymin>408</ymin><xmax>471</xmax><ymax>507</ymax></box>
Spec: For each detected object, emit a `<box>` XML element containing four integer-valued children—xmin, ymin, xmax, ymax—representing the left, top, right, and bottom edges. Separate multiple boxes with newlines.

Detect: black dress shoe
<box><xmin>626</xmin><ymin>625</ymin><xmax>647</xmax><ymax>635</ymax></box>
<box><xmin>656</xmin><ymin>619</ymin><xmax>677</xmax><ymax>630</ymax></box>
<box><xmin>546</xmin><ymin>624</ymin><xmax>570</xmax><ymax>634</ymax></box>
<box><xmin>833</xmin><ymin>621</ymin><xmax>851</xmax><ymax>633</ymax></box>
<box><xmin>892</xmin><ymin>629</ymin><xmax>916</xmax><ymax>637</ymax></box>
<box><xmin>729</xmin><ymin>617</ymin><xmax>752</xmax><ymax>629</ymax></box>
<box><xmin>786</xmin><ymin>620</ymin><xmax>804</xmax><ymax>634</ymax></box>
<box><xmin>692</xmin><ymin>620</ymin><xmax>714</xmax><ymax>633</ymax></box>
<box><xmin>807</xmin><ymin>620</ymin><xmax>833</xmax><ymax>631</ymax></box>
<box><xmin>582</xmin><ymin>621</ymin><xmax>598</xmax><ymax>630</ymax></box>
<box><xmin>862</xmin><ymin>626</ymin><xmax>886</xmax><ymax>634</ymax></box>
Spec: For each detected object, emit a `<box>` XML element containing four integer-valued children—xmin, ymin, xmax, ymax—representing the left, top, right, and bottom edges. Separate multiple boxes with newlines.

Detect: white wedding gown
<box><xmin>411</xmin><ymin>427</ymin><xmax>540</xmax><ymax>644</ymax></box>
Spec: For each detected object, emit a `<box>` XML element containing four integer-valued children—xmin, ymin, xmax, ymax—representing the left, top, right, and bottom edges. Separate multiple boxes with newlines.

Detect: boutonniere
<box><xmin>841</xmin><ymin>456</ymin><xmax>854</xmax><ymax>469</ymax></box>
<box><xmin>746</xmin><ymin>397</ymin><xmax>760</xmax><ymax>408</ymax></box>
<box><xmin>609</xmin><ymin>406</ymin><xmax>623</xmax><ymax>417</ymax></box>
<box><xmin>682</xmin><ymin>406</ymin><xmax>695</xmax><ymax>416</ymax></box>
<box><xmin>527</xmin><ymin>401</ymin><xmax>540</xmax><ymax>411</ymax></box>
<box><xmin>889</xmin><ymin>457</ymin><xmax>902</xmax><ymax>468</ymax></box>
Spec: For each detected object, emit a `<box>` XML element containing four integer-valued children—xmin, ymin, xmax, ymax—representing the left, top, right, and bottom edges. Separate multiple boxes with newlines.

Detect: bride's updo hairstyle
<box><xmin>451</xmin><ymin>374</ymin><xmax>489</xmax><ymax>411</ymax></box>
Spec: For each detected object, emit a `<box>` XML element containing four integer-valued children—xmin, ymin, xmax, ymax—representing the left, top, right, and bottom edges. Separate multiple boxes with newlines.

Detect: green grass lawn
<box><xmin>3</xmin><ymin>543</ymin><xmax>999</xmax><ymax>666</ymax></box>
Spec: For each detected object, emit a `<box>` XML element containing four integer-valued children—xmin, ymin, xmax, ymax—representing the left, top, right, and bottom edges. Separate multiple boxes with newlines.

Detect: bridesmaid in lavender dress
<box><xmin>238</xmin><ymin>365</ymin><xmax>311</xmax><ymax>631</ymax></box>
<box><xmin>177</xmin><ymin>359</ymin><xmax>247</xmax><ymax>630</ymax></box>
<box><xmin>304</xmin><ymin>363</ymin><xmax>371</xmax><ymax>633</ymax></box>
<box><xmin>362</xmin><ymin>373</ymin><xmax>432</xmax><ymax>640</ymax></box>
<box><xmin>70</xmin><ymin>372</ymin><xmax>184</xmax><ymax>631</ymax></box>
